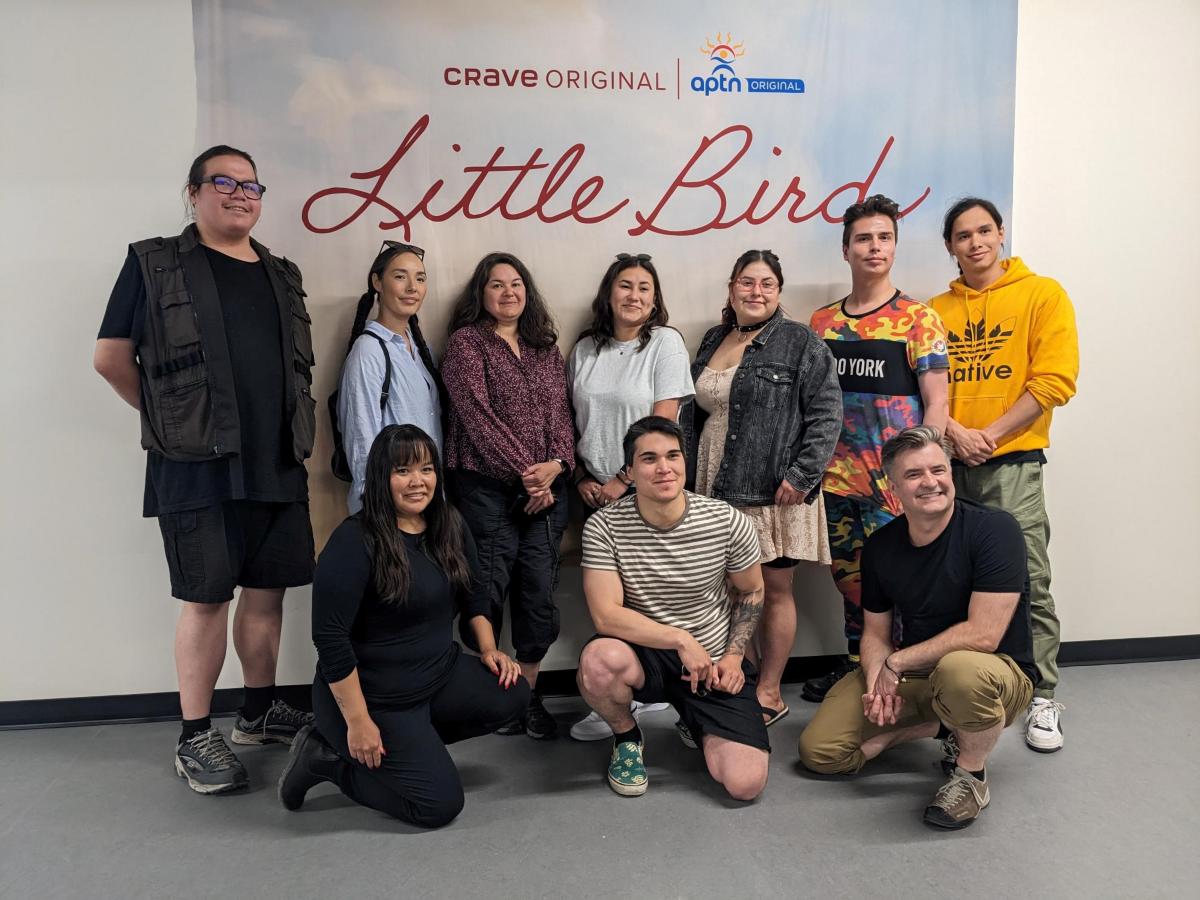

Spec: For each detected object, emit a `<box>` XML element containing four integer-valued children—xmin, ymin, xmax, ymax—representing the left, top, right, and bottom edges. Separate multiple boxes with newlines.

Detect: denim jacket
<box><xmin>681</xmin><ymin>310</ymin><xmax>842</xmax><ymax>505</ymax></box>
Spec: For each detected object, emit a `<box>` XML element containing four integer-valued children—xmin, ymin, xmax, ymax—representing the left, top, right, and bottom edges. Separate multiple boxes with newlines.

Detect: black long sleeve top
<box><xmin>311</xmin><ymin>516</ymin><xmax>491</xmax><ymax>709</ymax></box>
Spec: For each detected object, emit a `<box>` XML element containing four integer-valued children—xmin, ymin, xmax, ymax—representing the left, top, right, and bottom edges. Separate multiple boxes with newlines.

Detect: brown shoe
<box><xmin>923</xmin><ymin>767</ymin><xmax>990</xmax><ymax>829</ymax></box>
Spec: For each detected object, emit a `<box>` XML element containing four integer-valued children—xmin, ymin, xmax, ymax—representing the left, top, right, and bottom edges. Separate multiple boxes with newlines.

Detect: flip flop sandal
<box><xmin>761</xmin><ymin>704</ymin><xmax>790</xmax><ymax>727</ymax></box>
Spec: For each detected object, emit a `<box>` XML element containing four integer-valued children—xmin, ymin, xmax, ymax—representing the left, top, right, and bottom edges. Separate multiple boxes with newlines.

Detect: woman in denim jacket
<box><xmin>681</xmin><ymin>250</ymin><xmax>842</xmax><ymax>727</ymax></box>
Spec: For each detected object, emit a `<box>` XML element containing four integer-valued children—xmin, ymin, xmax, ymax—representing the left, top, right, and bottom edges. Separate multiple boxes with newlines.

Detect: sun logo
<box><xmin>701</xmin><ymin>33</ymin><xmax>745</xmax><ymax>74</ymax></box>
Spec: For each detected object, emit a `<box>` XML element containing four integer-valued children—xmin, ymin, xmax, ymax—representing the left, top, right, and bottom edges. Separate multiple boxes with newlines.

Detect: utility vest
<box><xmin>130</xmin><ymin>225</ymin><xmax>316</xmax><ymax>463</ymax></box>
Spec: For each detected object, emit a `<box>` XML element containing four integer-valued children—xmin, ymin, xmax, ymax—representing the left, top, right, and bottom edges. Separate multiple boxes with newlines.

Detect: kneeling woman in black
<box><xmin>279</xmin><ymin>424</ymin><xmax>529</xmax><ymax>827</ymax></box>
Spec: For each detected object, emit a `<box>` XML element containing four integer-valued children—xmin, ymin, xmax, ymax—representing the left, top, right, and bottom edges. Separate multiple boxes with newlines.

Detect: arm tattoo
<box><xmin>725</xmin><ymin>585</ymin><xmax>765</xmax><ymax>656</ymax></box>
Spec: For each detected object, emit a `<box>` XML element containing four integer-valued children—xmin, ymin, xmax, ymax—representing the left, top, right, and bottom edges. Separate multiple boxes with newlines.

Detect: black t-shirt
<box><xmin>861</xmin><ymin>498</ymin><xmax>1037</xmax><ymax>686</ymax></box>
<box><xmin>98</xmin><ymin>247</ymin><xmax>306</xmax><ymax>516</ymax></box>
<box><xmin>310</xmin><ymin>517</ymin><xmax>492</xmax><ymax>709</ymax></box>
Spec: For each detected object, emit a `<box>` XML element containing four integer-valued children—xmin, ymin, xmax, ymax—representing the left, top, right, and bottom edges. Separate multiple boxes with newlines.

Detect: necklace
<box><xmin>734</xmin><ymin>319</ymin><xmax>768</xmax><ymax>341</ymax></box>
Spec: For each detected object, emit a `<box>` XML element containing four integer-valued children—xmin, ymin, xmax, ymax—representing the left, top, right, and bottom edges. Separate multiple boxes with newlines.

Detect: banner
<box><xmin>193</xmin><ymin>0</ymin><xmax>1018</xmax><ymax>528</ymax></box>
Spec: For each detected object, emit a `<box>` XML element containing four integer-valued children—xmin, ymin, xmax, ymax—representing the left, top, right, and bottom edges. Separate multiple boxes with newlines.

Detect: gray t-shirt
<box><xmin>568</xmin><ymin>326</ymin><xmax>695</xmax><ymax>482</ymax></box>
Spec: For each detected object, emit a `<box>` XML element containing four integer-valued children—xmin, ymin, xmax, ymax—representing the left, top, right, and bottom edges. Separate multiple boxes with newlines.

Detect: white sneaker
<box><xmin>569</xmin><ymin>701</ymin><xmax>670</xmax><ymax>741</ymax></box>
<box><xmin>1024</xmin><ymin>698</ymin><xmax>1065</xmax><ymax>752</ymax></box>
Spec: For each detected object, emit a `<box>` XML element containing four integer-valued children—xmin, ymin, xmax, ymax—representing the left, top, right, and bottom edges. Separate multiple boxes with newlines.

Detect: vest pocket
<box><xmin>292</xmin><ymin>384</ymin><xmax>316</xmax><ymax>461</ymax></box>
<box><xmin>157</xmin><ymin>288</ymin><xmax>202</xmax><ymax>348</ymax></box>
<box><xmin>160</xmin><ymin>375</ymin><xmax>213</xmax><ymax>455</ymax></box>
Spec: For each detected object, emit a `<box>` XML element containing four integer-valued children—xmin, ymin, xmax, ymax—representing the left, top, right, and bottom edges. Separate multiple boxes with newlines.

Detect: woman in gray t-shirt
<box><xmin>565</xmin><ymin>253</ymin><xmax>695</xmax><ymax>741</ymax></box>
<box><xmin>568</xmin><ymin>254</ymin><xmax>695</xmax><ymax>509</ymax></box>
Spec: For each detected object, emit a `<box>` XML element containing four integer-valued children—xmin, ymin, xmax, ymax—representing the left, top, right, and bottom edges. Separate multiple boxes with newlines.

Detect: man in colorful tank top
<box><xmin>805</xmin><ymin>195</ymin><xmax>949</xmax><ymax>701</ymax></box>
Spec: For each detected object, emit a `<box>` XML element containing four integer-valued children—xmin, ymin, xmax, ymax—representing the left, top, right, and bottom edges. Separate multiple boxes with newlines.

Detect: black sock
<box><xmin>613</xmin><ymin>723</ymin><xmax>643</xmax><ymax>746</ymax></box>
<box><xmin>847</xmin><ymin>638</ymin><xmax>861</xmax><ymax>660</ymax></box>
<box><xmin>969</xmin><ymin>768</ymin><xmax>985</xmax><ymax>780</ymax></box>
<box><xmin>241</xmin><ymin>685</ymin><xmax>276</xmax><ymax>721</ymax></box>
<box><xmin>935</xmin><ymin>723</ymin><xmax>952</xmax><ymax>741</ymax></box>
<box><xmin>180</xmin><ymin>716</ymin><xmax>211</xmax><ymax>743</ymax></box>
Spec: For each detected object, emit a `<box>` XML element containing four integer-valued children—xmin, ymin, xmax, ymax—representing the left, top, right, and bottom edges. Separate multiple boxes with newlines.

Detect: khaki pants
<box><xmin>798</xmin><ymin>651</ymin><xmax>1034</xmax><ymax>775</ymax></box>
<box><xmin>954</xmin><ymin>461</ymin><xmax>1058</xmax><ymax>697</ymax></box>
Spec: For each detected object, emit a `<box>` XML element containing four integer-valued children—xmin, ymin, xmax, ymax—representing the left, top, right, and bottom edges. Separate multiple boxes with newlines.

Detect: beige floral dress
<box><xmin>694</xmin><ymin>366</ymin><xmax>831</xmax><ymax>565</ymax></box>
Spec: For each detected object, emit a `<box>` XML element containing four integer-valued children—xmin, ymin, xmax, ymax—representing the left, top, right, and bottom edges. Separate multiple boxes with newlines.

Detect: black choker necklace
<box><xmin>734</xmin><ymin>319</ymin><xmax>769</xmax><ymax>333</ymax></box>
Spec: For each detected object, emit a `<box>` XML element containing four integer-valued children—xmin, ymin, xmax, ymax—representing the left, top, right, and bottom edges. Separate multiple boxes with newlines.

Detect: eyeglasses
<box><xmin>198</xmin><ymin>175</ymin><xmax>266</xmax><ymax>200</ymax></box>
<box><xmin>735</xmin><ymin>277</ymin><xmax>779</xmax><ymax>292</ymax></box>
<box><xmin>616</xmin><ymin>253</ymin><xmax>652</xmax><ymax>264</ymax></box>
<box><xmin>379</xmin><ymin>240</ymin><xmax>426</xmax><ymax>260</ymax></box>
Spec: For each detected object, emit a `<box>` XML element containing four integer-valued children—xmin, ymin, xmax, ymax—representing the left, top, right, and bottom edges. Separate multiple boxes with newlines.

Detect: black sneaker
<box><xmin>938</xmin><ymin>732</ymin><xmax>960</xmax><ymax>776</ymax></box>
<box><xmin>494</xmin><ymin>718</ymin><xmax>525</xmax><ymax>736</ymax></box>
<box><xmin>232</xmin><ymin>699</ymin><xmax>314</xmax><ymax>746</ymax></box>
<box><xmin>174</xmin><ymin>726</ymin><xmax>249</xmax><ymax>794</ymax></box>
<box><xmin>524</xmin><ymin>692</ymin><xmax>558</xmax><ymax>740</ymax></box>
<box><xmin>278</xmin><ymin>724</ymin><xmax>341</xmax><ymax>811</ymax></box>
<box><xmin>800</xmin><ymin>657</ymin><xmax>857</xmax><ymax>703</ymax></box>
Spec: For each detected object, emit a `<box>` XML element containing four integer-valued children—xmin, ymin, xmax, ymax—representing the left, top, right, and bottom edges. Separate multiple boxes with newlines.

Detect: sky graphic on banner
<box><xmin>193</xmin><ymin>0</ymin><xmax>1016</xmax><ymax>516</ymax></box>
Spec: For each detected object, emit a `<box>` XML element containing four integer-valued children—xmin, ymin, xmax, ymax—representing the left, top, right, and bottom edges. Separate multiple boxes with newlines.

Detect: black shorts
<box><xmin>585</xmin><ymin>636</ymin><xmax>770</xmax><ymax>752</ymax></box>
<box><xmin>761</xmin><ymin>556</ymin><xmax>800</xmax><ymax>569</ymax></box>
<box><xmin>157</xmin><ymin>500</ymin><xmax>314</xmax><ymax>603</ymax></box>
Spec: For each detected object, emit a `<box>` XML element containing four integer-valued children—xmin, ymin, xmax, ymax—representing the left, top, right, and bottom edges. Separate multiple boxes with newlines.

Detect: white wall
<box><xmin>1</xmin><ymin>0</ymin><xmax>1197</xmax><ymax>703</ymax></box>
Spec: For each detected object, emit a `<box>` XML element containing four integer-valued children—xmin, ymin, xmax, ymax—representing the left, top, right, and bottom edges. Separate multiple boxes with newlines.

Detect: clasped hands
<box><xmin>678</xmin><ymin>639</ymin><xmax>745</xmax><ymax>695</ymax></box>
<box><xmin>862</xmin><ymin>655</ymin><xmax>905</xmax><ymax>727</ymax></box>
<box><xmin>520</xmin><ymin>460</ymin><xmax>561</xmax><ymax>513</ymax></box>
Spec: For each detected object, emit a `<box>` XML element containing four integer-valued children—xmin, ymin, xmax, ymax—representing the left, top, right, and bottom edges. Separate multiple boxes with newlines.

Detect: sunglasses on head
<box><xmin>378</xmin><ymin>240</ymin><xmax>426</xmax><ymax>260</ymax></box>
<box><xmin>616</xmin><ymin>252</ymin><xmax>652</xmax><ymax>264</ymax></box>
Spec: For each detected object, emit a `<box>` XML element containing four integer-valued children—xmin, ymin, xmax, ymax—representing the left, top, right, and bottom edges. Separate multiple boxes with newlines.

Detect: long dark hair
<box><xmin>577</xmin><ymin>256</ymin><xmax>668</xmax><ymax>352</ymax></box>
<box><xmin>721</xmin><ymin>249</ymin><xmax>785</xmax><ymax>327</ymax></box>
<box><xmin>447</xmin><ymin>252</ymin><xmax>558</xmax><ymax>349</ymax></box>
<box><xmin>360</xmin><ymin>425</ymin><xmax>470</xmax><ymax>604</ymax></box>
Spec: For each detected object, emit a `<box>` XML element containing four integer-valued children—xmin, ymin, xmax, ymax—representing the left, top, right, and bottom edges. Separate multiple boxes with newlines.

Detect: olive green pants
<box><xmin>798</xmin><ymin>651</ymin><xmax>1033</xmax><ymax>775</ymax></box>
<box><xmin>953</xmin><ymin>461</ymin><xmax>1058</xmax><ymax>697</ymax></box>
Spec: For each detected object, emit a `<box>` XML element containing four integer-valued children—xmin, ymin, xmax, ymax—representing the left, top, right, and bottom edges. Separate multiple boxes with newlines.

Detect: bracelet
<box><xmin>884</xmin><ymin>656</ymin><xmax>902</xmax><ymax>678</ymax></box>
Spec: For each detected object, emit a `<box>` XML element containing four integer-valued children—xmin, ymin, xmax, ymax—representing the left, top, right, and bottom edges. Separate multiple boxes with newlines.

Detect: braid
<box><xmin>348</xmin><ymin>291</ymin><xmax>376</xmax><ymax>355</ymax></box>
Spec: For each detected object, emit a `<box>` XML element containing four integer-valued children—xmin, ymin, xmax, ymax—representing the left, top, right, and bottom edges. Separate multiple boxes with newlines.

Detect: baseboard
<box><xmin>4</xmin><ymin>636</ymin><xmax>1196</xmax><ymax>730</ymax></box>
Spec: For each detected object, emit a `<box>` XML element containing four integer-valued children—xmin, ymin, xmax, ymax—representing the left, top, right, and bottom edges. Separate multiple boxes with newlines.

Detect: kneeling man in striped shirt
<box><xmin>577</xmin><ymin>416</ymin><xmax>769</xmax><ymax>800</ymax></box>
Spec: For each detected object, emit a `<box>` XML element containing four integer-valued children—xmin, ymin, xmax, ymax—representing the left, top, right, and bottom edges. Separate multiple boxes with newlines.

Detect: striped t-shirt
<box><xmin>581</xmin><ymin>492</ymin><xmax>760</xmax><ymax>658</ymax></box>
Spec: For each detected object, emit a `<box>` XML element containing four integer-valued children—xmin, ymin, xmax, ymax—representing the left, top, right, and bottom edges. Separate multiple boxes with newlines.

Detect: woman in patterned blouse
<box><xmin>441</xmin><ymin>252</ymin><xmax>575</xmax><ymax>740</ymax></box>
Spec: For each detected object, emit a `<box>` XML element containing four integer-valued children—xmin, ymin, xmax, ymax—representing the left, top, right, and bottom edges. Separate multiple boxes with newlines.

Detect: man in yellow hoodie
<box><xmin>930</xmin><ymin>198</ymin><xmax>1078</xmax><ymax>753</ymax></box>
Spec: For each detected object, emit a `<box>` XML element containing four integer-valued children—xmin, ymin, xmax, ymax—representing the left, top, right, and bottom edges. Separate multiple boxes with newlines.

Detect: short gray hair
<box><xmin>881</xmin><ymin>425</ymin><xmax>952</xmax><ymax>475</ymax></box>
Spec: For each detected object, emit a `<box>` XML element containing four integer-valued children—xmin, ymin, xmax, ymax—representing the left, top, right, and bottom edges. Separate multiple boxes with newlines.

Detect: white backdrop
<box><xmin>1</xmin><ymin>0</ymin><xmax>1197</xmax><ymax>704</ymax></box>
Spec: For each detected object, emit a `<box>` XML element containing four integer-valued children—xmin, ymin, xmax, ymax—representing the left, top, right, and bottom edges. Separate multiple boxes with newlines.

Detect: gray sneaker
<box><xmin>174</xmin><ymin>726</ymin><xmax>249</xmax><ymax>794</ymax></box>
<box><xmin>923</xmin><ymin>766</ymin><xmax>990</xmax><ymax>829</ymax></box>
<box><xmin>232</xmin><ymin>699</ymin><xmax>314</xmax><ymax>746</ymax></box>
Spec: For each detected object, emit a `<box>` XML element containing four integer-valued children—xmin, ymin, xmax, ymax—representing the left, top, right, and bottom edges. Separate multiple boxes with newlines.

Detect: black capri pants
<box><xmin>451</xmin><ymin>470</ymin><xmax>569</xmax><ymax>664</ymax></box>
<box><xmin>312</xmin><ymin>651</ymin><xmax>530</xmax><ymax>828</ymax></box>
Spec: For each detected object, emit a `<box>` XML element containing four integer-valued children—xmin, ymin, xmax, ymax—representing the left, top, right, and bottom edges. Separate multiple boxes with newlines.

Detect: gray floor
<box><xmin>2</xmin><ymin>661</ymin><xmax>1198</xmax><ymax>900</ymax></box>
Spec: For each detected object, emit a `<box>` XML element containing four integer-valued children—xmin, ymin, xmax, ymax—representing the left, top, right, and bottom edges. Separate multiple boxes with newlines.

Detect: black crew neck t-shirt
<box><xmin>98</xmin><ymin>246</ymin><xmax>307</xmax><ymax>516</ymax></box>
<box><xmin>310</xmin><ymin>517</ymin><xmax>492</xmax><ymax>709</ymax></box>
<box><xmin>861</xmin><ymin>497</ymin><xmax>1037</xmax><ymax>686</ymax></box>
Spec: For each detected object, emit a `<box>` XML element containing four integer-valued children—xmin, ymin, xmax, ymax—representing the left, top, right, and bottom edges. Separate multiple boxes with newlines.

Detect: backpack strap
<box><xmin>355</xmin><ymin>331</ymin><xmax>393</xmax><ymax>413</ymax></box>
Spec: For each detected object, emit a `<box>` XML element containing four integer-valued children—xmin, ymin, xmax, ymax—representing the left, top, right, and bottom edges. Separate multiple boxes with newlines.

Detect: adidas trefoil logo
<box><xmin>946</xmin><ymin>316</ymin><xmax>1016</xmax><ymax>382</ymax></box>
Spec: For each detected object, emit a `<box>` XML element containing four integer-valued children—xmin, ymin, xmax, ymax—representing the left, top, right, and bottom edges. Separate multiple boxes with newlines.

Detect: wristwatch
<box><xmin>551</xmin><ymin>458</ymin><xmax>568</xmax><ymax>474</ymax></box>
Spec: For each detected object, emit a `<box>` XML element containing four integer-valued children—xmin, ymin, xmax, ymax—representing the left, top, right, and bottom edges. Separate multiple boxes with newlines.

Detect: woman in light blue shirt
<box><xmin>338</xmin><ymin>241</ymin><xmax>444</xmax><ymax>514</ymax></box>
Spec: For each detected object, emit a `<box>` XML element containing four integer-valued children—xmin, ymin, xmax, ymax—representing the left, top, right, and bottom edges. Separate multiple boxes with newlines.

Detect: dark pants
<box><xmin>450</xmin><ymin>470</ymin><xmax>569</xmax><ymax>664</ymax></box>
<box><xmin>313</xmin><ymin>652</ymin><xmax>530</xmax><ymax>828</ymax></box>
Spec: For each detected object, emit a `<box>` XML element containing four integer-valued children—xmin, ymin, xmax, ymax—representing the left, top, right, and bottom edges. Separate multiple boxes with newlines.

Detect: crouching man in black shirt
<box><xmin>798</xmin><ymin>425</ymin><xmax>1036</xmax><ymax>829</ymax></box>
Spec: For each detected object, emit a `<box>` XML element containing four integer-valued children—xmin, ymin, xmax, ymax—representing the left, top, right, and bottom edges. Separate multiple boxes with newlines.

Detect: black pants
<box><xmin>312</xmin><ymin>652</ymin><xmax>530</xmax><ymax>828</ymax></box>
<box><xmin>451</xmin><ymin>470</ymin><xmax>569</xmax><ymax>664</ymax></box>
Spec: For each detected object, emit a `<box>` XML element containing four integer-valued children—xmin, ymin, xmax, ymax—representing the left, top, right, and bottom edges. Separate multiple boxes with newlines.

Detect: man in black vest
<box><xmin>798</xmin><ymin>426</ymin><xmax>1036</xmax><ymax>829</ymax></box>
<box><xmin>95</xmin><ymin>146</ymin><xmax>317</xmax><ymax>794</ymax></box>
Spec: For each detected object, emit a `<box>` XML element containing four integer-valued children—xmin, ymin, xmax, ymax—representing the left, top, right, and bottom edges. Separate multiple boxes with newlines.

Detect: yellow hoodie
<box><xmin>929</xmin><ymin>257</ymin><xmax>1078</xmax><ymax>457</ymax></box>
